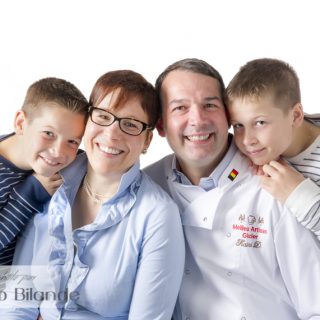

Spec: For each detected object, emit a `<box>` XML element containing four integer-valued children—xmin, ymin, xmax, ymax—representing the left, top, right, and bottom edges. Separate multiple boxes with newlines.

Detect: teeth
<box><xmin>99</xmin><ymin>145</ymin><xmax>121</xmax><ymax>155</ymax></box>
<box><xmin>42</xmin><ymin>157</ymin><xmax>59</xmax><ymax>166</ymax></box>
<box><xmin>187</xmin><ymin>134</ymin><xmax>210</xmax><ymax>141</ymax></box>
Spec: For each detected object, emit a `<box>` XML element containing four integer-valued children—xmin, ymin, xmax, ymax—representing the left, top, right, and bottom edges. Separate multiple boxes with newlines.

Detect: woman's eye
<box><xmin>123</xmin><ymin>120</ymin><xmax>138</xmax><ymax>129</ymax></box>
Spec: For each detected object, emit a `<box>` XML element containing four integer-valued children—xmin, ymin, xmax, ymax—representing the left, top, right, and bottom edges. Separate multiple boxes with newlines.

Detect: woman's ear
<box><xmin>143</xmin><ymin>130</ymin><xmax>153</xmax><ymax>152</ymax></box>
<box><xmin>292</xmin><ymin>103</ymin><xmax>304</xmax><ymax>128</ymax></box>
<box><xmin>14</xmin><ymin>110</ymin><xmax>27</xmax><ymax>134</ymax></box>
<box><xmin>156</xmin><ymin>118</ymin><xmax>166</xmax><ymax>137</ymax></box>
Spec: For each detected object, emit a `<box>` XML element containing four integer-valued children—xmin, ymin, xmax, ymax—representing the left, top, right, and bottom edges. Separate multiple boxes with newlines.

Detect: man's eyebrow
<box><xmin>169</xmin><ymin>99</ymin><xmax>188</xmax><ymax>106</ymax></box>
<box><xmin>204</xmin><ymin>96</ymin><xmax>221</xmax><ymax>102</ymax></box>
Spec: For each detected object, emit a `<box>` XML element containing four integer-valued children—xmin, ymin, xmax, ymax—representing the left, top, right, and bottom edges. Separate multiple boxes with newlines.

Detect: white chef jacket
<box><xmin>144</xmin><ymin>142</ymin><xmax>320</xmax><ymax>320</ymax></box>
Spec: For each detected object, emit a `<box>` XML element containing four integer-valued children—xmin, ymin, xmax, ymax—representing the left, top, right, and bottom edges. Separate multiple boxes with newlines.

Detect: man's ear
<box><xmin>292</xmin><ymin>103</ymin><xmax>304</xmax><ymax>128</ymax></box>
<box><xmin>156</xmin><ymin>118</ymin><xmax>166</xmax><ymax>137</ymax></box>
<box><xmin>14</xmin><ymin>110</ymin><xmax>27</xmax><ymax>135</ymax></box>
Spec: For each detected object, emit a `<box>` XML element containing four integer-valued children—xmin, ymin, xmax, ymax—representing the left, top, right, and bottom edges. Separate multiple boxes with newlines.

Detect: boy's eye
<box><xmin>256</xmin><ymin>120</ymin><xmax>266</xmax><ymax>126</ymax></box>
<box><xmin>68</xmin><ymin>140</ymin><xmax>80</xmax><ymax>149</ymax></box>
<box><xmin>43</xmin><ymin>131</ymin><xmax>55</xmax><ymax>138</ymax></box>
<box><xmin>69</xmin><ymin>140</ymin><xmax>80</xmax><ymax>146</ymax></box>
<box><xmin>232</xmin><ymin>123</ymin><xmax>243</xmax><ymax>130</ymax></box>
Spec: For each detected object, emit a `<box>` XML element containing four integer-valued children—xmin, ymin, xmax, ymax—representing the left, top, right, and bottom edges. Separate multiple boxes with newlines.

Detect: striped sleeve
<box><xmin>0</xmin><ymin>174</ymin><xmax>50</xmax><ymax>261</ymax></box>
<box><xmin>285</xmin><ymin>178</ymin><xmax>320</xmax><ymax>239</ymax></box>
<box><xmin>286</xmin><ymin>127</ymin><xmax>320</xmax><ymax>240</ymax></box>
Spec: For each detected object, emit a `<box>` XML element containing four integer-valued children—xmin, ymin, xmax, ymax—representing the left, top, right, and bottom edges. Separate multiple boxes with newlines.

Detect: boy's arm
<box><xmin>0</xmin><ymin>175</ymin><xmax>51</xmax><ymax>252</ymax></box>
<box><xmin>285</xmin><ymin>178</ymin><xmax>320</xmax><ymax>238</ymax></box>
<box><xmin>259</xmin><ymin>159</ymin><xmax>320</xmax><ymax>238</ymax></box>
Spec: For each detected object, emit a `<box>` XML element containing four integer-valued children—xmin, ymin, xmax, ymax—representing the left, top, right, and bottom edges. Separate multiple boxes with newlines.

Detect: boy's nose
<box><xmin>243</xmin><ymin>130</ymin><xmax>257</xmax><ymax>146</ymax></box>
<box><xmin>50</xmin><ymin>141</ymin><xmax>66</xmax><ymax>158</ymax></box>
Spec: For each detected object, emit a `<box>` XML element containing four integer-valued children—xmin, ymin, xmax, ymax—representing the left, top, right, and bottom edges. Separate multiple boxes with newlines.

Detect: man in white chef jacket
<box><xmin>144</xmin><ymin>58</ymin><xmax>320</xmax><ymax>320</ymax></box>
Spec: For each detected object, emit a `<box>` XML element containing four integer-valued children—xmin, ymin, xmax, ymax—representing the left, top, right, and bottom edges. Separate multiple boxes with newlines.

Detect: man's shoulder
<box><xmin>143</xmin><ymin>154</ymin><xmax>174</xmax><ymax>194</ymax></box>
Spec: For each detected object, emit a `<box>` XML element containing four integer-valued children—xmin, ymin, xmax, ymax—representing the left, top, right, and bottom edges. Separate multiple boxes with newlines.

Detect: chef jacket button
<box><xmin>241</xmin><ymin>317</ymin><xmax>246</xmax><ymax>320</ymax></box>
<box><xmin>227</xmin><ymin>271</ymin><xmax>232</xmax><ymax>277</ymax></box>
<box><xmin>226</xmin><ymin>232</ymin><xmax>231</xmax><ymax>237</ymax></box>
<box><xmin>203</xmin><ymin>217</ymin><xmax>207</xmax><ymax>222</ymax></box>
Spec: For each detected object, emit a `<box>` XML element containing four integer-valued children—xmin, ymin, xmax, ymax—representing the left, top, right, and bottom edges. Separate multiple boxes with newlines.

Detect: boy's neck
<box><xmin>284</xmin><ymin>120</ymin><xmax>320</xmax><ymax>158</ymax></box>
<box><xmin>0</xmin><ymin>134</ymin><xmax>30</xmax><ymax>170</ymax></box>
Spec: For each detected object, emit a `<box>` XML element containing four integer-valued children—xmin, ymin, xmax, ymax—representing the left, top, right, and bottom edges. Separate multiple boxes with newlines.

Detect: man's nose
<box><xmin>189</xmin><ymin>105</ymin><xmax>206</xmax><ymax>125</ymax></box>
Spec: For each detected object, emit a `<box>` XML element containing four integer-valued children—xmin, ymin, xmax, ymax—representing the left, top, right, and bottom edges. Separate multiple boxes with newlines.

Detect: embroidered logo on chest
<box><xmin>232</xmin><ymin>214</ymin><xmax>268</xmax><ymax>249</ymax></box>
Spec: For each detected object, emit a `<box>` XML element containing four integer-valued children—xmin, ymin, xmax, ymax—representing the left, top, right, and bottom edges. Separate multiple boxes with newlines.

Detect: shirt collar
<box><xmin>60</xmin><ymin>152</ymin><xmax>141</xmax><ymax>201</ymax></box>
<box><xmin>171</xmin><ymin>134</ymin><xmax>237</xmax><ymax>190</ymax></box>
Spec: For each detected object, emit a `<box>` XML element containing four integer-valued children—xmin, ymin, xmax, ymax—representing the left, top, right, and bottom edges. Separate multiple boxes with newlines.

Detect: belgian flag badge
<box><xmin>228</xmin><ymin>169</ymin><xmax>238</xmax><ymax>181</ymax></box>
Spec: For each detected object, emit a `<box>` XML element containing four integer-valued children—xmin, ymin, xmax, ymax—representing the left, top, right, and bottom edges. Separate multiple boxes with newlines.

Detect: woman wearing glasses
<box><xmin>2</xmin><ymin>70</ymin><xmax>185</xmax><ymax>320</ymax></box>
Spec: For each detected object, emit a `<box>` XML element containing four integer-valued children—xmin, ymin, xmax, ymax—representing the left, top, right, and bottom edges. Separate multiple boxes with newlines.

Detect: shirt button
<box><xmin>203</xmin><ymin>217</ymin><xmax>207</xmax><ymax>222</ymax></box>
<box><xmin>186</xmin><ymin>317</ymin><xmax>190</xmax><ymax>320</ymax></box>
<box><xmin>227</xmin><ymin>271</ymin><xmax>232</xmax><ymax>277</ymax></box>
<box><xmin>241</xmin><ymin>317</ymin><xmax>246</xmax><ymax>320</ymax></box>
<box><xmin>185</xmin><ymin>269</ymin><xmax>191</xmax><ymax>275</ymax></box>
<box><xmin>226</xmin><ymin>232</ymin><xmax>231</xmax><ymax>237</ymax></box>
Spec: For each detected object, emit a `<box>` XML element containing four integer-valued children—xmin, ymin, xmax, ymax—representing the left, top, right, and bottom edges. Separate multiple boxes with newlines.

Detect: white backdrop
<box><xmin>1</xmin><ymin>0</ymin><xmax>319</xmax><ymax>168</ymax></box>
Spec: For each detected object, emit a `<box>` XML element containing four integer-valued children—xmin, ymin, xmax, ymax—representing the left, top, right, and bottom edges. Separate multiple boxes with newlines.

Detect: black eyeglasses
<box><xmin>88</xmin><ymin>106</ymin><xmax>154</xmax><ymax>136</ymax></box>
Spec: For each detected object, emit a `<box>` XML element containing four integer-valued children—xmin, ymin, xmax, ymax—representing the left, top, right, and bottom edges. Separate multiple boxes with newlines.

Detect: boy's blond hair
<box><xmin>225</xmin><ymin>58</ymin><xmax>301</xmax><ymax>113</ymax></box>
<box><xmin>22</xmin><ymin>77</ymin><xmax>89</xmax><ymax>119</ymax></box>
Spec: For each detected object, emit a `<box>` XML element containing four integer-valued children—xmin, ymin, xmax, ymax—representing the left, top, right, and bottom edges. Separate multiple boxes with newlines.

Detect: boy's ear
<box><xmin>292</xmin><ymin>103</ymin><xmax>304</xmax><ymax>128</ymax></box>
<box><xmin>156</xmin><ymin>118</ymin><xmax>166</xmax><ymax>137</ymax></box>
<box><xmin>14</xmin><ymin>110</ymin><xmax>27</xmax><ymax>135</ymax></box>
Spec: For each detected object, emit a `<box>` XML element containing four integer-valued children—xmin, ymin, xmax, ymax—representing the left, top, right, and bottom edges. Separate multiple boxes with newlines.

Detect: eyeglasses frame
<box><xmin>88</xmin><ymin>106</ymin><xmax>154</xmax><ymax>136</ymax></box>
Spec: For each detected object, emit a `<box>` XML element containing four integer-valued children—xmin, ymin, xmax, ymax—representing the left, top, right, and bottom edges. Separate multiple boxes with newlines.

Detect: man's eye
<box><xmin>172</xmin><ymin>106</ymin><xmax>186</xmax><ymax>112</ymax></box>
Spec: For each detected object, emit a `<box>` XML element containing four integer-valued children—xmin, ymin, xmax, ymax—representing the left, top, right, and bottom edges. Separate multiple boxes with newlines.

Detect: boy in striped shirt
<box><xmin>0</xmin><ymin>77</ymin><xmax>88</xmax><ymax>265</ymax></box>
<box><xmin>226</xmin><ymin>58</ymin><xmax>320</xmax><ymax>239</ymax></box>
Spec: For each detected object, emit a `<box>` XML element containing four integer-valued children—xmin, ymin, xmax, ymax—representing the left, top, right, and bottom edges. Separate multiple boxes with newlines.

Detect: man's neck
<box><xmin>176</xmin><ymin>138</ymin><xmax>231</xmax><ymax>185</ymax></box>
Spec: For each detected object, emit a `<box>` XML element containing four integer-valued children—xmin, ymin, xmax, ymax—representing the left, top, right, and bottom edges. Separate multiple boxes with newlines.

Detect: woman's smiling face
<box><xmin>84</xmin><ymin>90</ymin><xmax>152</xmax><ymax>178</ymax></box>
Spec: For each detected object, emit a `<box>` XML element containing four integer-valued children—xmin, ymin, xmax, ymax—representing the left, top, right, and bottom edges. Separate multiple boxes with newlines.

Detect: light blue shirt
<box><xmin>0</xmin><ymin>153</ymin><xmax>185</xmax><ymax>320</ymax></box>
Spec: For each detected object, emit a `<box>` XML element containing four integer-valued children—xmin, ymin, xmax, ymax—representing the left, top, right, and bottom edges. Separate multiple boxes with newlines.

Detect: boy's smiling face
<box><xmin>228</xmin><ymin>95</ymin><xmax>298</xmax><ymax>165</ymax></box>
<box><xmin>15</xmin><ymin>102</ymin><xmax>86</xmax><ymax>176</ymax></box>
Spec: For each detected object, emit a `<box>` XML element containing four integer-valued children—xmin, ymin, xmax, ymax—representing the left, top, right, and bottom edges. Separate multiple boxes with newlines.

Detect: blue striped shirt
<box><xmin>0</xmin><ymin>133</ymin><xmax>50</xmax><ymax>265</ymax></box>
